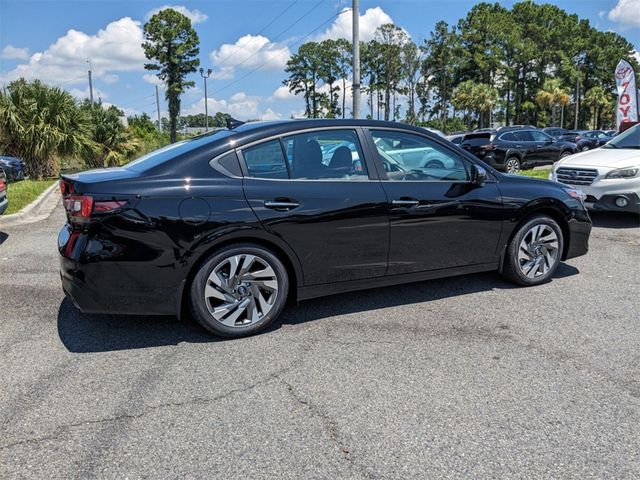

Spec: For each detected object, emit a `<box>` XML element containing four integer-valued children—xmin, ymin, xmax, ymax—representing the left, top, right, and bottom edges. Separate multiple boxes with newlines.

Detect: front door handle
<box><xmin>264</xmin><ymin>200</ymin><xmax>300</xmax><ymax>210</ymax></box>
<box><xmin>391</xmin><ymin>198</ymin><xmax>420</xmax><ymax>207</ymax></box>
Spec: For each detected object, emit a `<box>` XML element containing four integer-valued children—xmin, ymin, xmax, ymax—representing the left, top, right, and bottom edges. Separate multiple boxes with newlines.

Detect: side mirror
<box><xmin>470</xmin><ymin>164</ymin><xmax>487</xmax><ymax>186</ymax></box>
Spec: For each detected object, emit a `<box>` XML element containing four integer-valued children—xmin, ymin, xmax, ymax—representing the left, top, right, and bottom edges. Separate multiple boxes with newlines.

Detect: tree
<box><xmin>535</xmin><ymin>78</ymin><xmax>570</xmax><ymax>127</ymax></box>
<box><xmin>584</xmin><ymin>86</ymin><xmax>612</xmax><ymax>129</ymax></box>
<box><xmin>451</xmin><ymin>81</ymin><xmax>498</xmax><ymax>129</ymax></box>
<box><xmin>0</xmin><ymin>79</ymin><xmax>95</xmax><ymax>178</ymax></box>
<box><xmin>451</xmin><ymin>80</ymin><xmax>477</xmax><ymax>129</ymax></box>
<box><xmin>401</xmin><ymin>41</ymin><xmax>422</xmax><ymax>124</ymax></box>
<box><xmin>374</xmin><ymin>24</ymin><xmax>409</xmax><ymax>121</ymax></box>
<box><xmin>283</xmin><ymin>42</ymin><xmax>327</xmax><ymax>118</ymax></box>
<box><xmin>142</xmin><ymin>8</ymin><xmax>200</xmax><ymax>143</ymax></box>
<box><xmin>335</xmin><ymin>38</ymin><xmax>352</xmax><ymax>118</ymax></box>
<box><xmin>82</xmin><ymin>102</ymin><xmax>140</xmax><ymax>167</ymax></box>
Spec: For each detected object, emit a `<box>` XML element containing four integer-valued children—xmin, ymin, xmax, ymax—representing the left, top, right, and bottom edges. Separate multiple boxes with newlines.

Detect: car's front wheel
<box><xmin>190</xmin><ymin>244</ymin><xmax>289</xmax><ymax>338</ymax></box>
<box><xmin>501</xmin><ymin>215</ymin><xmax>564</xmax><ymax>286</ymax></box>
<box><xmin>505</xmin><ymin>156</ymin><xmax>521</xmax><ymax>174</ymax></box>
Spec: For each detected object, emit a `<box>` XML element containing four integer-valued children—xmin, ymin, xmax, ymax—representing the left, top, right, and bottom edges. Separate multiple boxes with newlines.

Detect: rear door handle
<box><xmin>392</xmin><ymin>198</ymin><xmax>420</xmax><ymax>207</ymax></box>
<box><xmin>264</xmin><ymin>200</ymin><xmax>300</xmax><ymax>210</ymax></box>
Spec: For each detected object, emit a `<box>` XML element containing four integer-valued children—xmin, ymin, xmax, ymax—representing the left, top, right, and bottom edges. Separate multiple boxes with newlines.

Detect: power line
<box><xmin>210</xmin><ymin>0</ymin><xmax>300</xmax><ymax>70</ymax></box>
<box><xmin>211</xmin><ymin>0</ymin><xmax>325</xmax><ymax>78</ymax></box>
<box><xmin>209</xmin><ymin>9</ymin><xmax>348</xmax><ymax>97</ymax></box>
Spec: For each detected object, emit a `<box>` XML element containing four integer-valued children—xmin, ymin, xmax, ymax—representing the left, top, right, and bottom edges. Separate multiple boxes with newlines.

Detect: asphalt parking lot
<box><xmin>1</xmin><ymin>204</ymin><xmax>639</xmax><ymax>479</ymax></box>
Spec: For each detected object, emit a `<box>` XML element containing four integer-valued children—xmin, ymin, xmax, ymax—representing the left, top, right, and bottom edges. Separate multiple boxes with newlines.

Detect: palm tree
<box><xmin>83</xmin><ymin>103</ymin><xmax>140</xmax><ymax>167</ymax></box>
<box><xmin>451</xmin><ymin>80</ymin><xmax>476</xmax><ymax>129</ymax></box>
<box><xmin>0</xmin><ymin>79</ymin><xmax>96</xmax><ymax>178</ymax></box>
<box><xmin>473</xmin><ymin>83</ymin><xmax>499</xmax><ymax>129</ymax></box>
<box><xmin>584</xmin><ymin>86</ymin><xmax>612</xmax><ymax>130</ymax></box>
<box><xmin>535</xmin><ymin>78</ymin><xmax>570</xmax><ymax>127</ymax></box>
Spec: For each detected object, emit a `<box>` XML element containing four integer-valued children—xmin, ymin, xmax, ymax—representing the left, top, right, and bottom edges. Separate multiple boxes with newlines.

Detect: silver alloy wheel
<box><xmin>506</xmin><ymin>158</ymin><xmax>520</xmax><ymax>174</ymax></box>
<box><xmin>204</xmin><ymin>254</ymin><xmax>278</xmax><ymax>327</ymax></box>
<box><xmin>517</xmin><ymin>224</ymin><xmax>559</xmax><ymax>279</ymax></box>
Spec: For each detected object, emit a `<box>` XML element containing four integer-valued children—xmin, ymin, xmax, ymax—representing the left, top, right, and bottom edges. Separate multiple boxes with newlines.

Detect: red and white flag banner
<box><xmin>615</xmin><ymin>59</ymin><xmax>638</xmax><ymax>129</ymax></box>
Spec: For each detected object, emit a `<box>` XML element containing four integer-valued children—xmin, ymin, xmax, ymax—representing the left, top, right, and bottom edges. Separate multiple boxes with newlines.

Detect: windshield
<box><xmin>125</xmin><ymin>129</ymin><xmax>237</xmax><ymax>171</ymax></box>
<box><xmin>603</xmin><ymin>124</ymin><xmax>640</xmax><ymax>149</ymax></box>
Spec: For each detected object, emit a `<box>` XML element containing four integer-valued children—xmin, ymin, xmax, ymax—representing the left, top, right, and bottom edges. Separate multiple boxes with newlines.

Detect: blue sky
<box><xmin>1</xmin><ymin>0</ymin><xmax>639</xmax><ymax>120</ymax></box>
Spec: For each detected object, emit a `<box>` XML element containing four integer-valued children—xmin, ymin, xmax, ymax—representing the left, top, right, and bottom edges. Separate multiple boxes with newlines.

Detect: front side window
<box><xmin>370</xmin><ymin>130</ymin><xmax>469</xmax><ymax>182</ymax></box>
<box><xmin>530</xmin><ymin>131</ymin><xmax>551</xmax><ymax>142</ymax></box>
<box><xmin>281</xmin><ymin>129</ymin><xmax>368</xmax><ymax>180</ymax></box>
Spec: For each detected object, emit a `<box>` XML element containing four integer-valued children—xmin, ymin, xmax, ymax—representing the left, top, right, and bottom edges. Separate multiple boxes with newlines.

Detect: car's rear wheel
<box><xmin>501</xmin><ymin>215</ymin><xmax>563</xmax><ymax>286</ymax></box>
<box><xmin>560</xmin><ymin>150</ymin><xmax>571</xmax><ymax>159</ymax></box>
<box><xmin>505</xmin><ymin>157</ymin><xmax>521</xmax><ymax>174</ymax></box>
<box><xmin>190</xmin><ymin>244</ymin><xmax>289</xmax><ymax>337</ymax></box>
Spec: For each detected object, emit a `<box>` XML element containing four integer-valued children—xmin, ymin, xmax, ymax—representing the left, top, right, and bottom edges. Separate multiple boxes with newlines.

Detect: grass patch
<box><xmin>4</xmin><ymin>179</ymin><xmax>56</xmax><ymax>215</ymax></box>
<box><xmin>518</xmin><ymin>168</ymin><xmax>551</xmax><ymax>180</ymax></box>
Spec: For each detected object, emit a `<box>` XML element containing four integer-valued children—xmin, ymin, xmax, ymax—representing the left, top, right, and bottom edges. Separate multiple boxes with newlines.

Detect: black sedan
<box><xmin>0</xmin><ymin>156</ymin><xmax>26</xmax><ymax>181</ymax></box>
<box><xmin>458</xmin><ymin>128</ymin><xmax>576</xmax><ymax>173</ymax></box>
<box><xmin>59</xmin><ymin>119</ymin><xmax>591</xmax><ymax>338</ymax></box>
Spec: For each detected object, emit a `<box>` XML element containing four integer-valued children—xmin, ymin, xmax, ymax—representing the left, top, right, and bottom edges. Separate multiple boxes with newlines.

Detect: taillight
<box><xmin>60</xmin><ymin>179</ymin><xmax>74</xmax><ymax>196</ymax></box>
<box><xmin>64</xmin><ymin>195</ymin><xmax>93</xmax><ymax>221</ymax></box>
<box><xmin>575</xmin><ymin>136</ymin><xmax>582</xmax><ymax>141</ymax></box>
<box><xmin>0</xmin><ymin>179</ymin><xmax>5</xmax><ymax>192</ymax></box>
<box><xmin>480</xmin><ymin>144</ymin><xmax>496</xmax><ymax>151</ymax></box>
<box><xmin>93</xmin><ymin>200</ymin><xmax>127</xmax><ymax>213</ymax></box>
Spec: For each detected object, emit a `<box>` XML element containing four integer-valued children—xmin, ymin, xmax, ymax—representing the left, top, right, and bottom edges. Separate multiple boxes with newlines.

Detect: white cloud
<box><xmin>146</xmin><ymin>5</ymin><xmax>208</xmax><ymax>24</ymax></box>
<box><xmin>269</xmin><ymin>85</ymin><xmax>296</xmax><ymax>101</ymax></box>
<box><xmin>2</xmin><ymin>45</ymin><xmax>30</xmax><ymax>60</ymax></box>
<box><xmin>318</xmin><ymin>7</ymin><xmax>393</xmax><ymax>42</ymax></box>
<box><xmin>0</xmin><ymin>17</ymin><xmax>145</xmax><ymax>86</ymax></box>
<box><xmin>608</xmin><ymin>0</ymin><xmax>640</xmax><ymax>27</ymax></box>
<box><xmin>209</xmin><ymin>35</ymin><xmax>291</xmax><ymax>79</ymax></box>
<box><xmin>143</xmin><ymin>73</ymin><xmax>164</xmax><ymax>85</ymax></box>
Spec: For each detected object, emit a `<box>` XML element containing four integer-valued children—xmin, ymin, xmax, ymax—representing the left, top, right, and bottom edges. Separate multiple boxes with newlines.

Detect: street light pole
<box><xmin>199</xmin><ymin>67</ymin><xmax>212</xmax><ymax>131</ymax></box>
<box><xmin>352</xmin><ymin>0</ymin><xmax>360</xmax><ymax>119</ymax></box>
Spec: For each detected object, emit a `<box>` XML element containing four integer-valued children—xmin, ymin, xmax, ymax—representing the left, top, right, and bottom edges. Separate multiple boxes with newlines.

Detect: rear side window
<box><xmin>242</xmin><ymin>140</ymin><xmax>288</xmax><ymax>179</ymax></box>
<box><xmin>462</xmin><ymin>134</ymin><xmax>492</xmax><ymax>147</ymax></box>
<box><xmin>500</xmin><ymin>132</ymin><xmax>515</xmax><ymax>141</ymax></box>
<box><xmin>514</xmin><ymin>131</ymin><xmax>533</xmax><ymax>141</ymax></box>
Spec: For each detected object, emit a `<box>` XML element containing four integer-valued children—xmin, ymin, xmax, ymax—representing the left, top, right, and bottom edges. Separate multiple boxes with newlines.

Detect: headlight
<box><xmin>563</xmin><ymin>187</ymin><xmax>586</xmax><ymax>202</ymax></box>
<box><xmin>605</xmin><ymin>167</ymin><xmax>639</xmax><ymax>179</ymax></box>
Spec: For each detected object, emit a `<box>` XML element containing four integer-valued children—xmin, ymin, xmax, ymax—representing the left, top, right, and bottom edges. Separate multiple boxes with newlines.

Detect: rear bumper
<box><xmin>58</xmin><ymin>225</ymin><xmax>178</xmax><ymax>316</ymax></box>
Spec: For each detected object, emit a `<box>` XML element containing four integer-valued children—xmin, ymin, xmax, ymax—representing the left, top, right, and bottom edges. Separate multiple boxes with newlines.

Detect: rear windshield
<box><xmin>461</xmin><ymin>134</ymin><xmax>491</xmax><ymax>146</ymax></box>
<box><xmin>125</xmin><ymin>129</ymin><xmax>237</xmax><ymax>172</ymax></box>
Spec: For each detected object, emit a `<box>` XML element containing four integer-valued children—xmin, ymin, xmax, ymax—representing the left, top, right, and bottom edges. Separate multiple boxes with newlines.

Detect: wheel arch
<box><xmin>499</xmin><ymin>199</ymin><xmax>572</xmax><ymax>272</ymax></box>
<box><xmin>176</xmin><ymin>229</ymin><xmax>304</xmax><ymax>320</ymax></box>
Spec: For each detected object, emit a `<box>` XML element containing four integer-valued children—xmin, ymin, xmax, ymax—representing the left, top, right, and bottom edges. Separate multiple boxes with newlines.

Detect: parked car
<box><xmin>496</xmin><ymin>125</ymin><xmax>538</xmax><ymax>132</ymax></box>
<box><xmin>549</xmin><ymin>123</ymin><xmax>640</xmax><ymax>213</ymax></box>
<box><xmin>59</xmin><ymin>119</ymin><xmax>591</xmax><ymax>338</ymax></box>
<box><xmin>541</xmin><ymin>128</ymin><xmax>593</xmax><ymax>151</ymax></box>
<box><xmin>0</xmin><ymin>168</ymin><xmax>8</xmax><ymax>215</ymax></box>
<box><xmin>581</xmin><ymin>130</ymin><xmax>615</xmax><ymax>147</ymax></box>
<box><xmin>422</xmin><ymin>127</ymin><xmax>446</xmax><ymax>137</ymax></box>
<box><xmin>458</xmin><ymin>128</ymin><xmax>576</xmax><ymax>173</ymax></box>
<box><xmin>604</xmin><ymin>130</ymin><xmax>618</xmax><ymax>137</ymax></box>
<box><xmin>0</xmin><ymin>156</ymin><xmax>26</xmax><ymax>181</ymax></box>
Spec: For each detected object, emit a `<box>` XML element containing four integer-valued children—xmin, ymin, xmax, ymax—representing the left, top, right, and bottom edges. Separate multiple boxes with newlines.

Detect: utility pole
<box><xmin>199</xmin><ymin>67</ymin><xmax>213</xmax><ymax>131</ymax></box>
<box><xmin>574</xmin><ymin>74</ymin><xmax>580</xmax><ymax>130</ymax></box>
<box><xmin>352</xmin><ymin>0</ymin><xmax>360</xmax><ymax>119</ymax></box>
<box><xmin>87</xmin><ymin>58</ymin><xmax>94</xmax><ymax>106</ymax></box>
<box><xmin>155</xmin><ymin>85</ymin><xmax>162</xmax><ymax>132</ymax></box>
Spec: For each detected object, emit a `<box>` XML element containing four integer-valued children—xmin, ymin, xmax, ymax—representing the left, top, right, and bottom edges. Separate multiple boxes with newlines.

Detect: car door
<box><xmin>529</xmin><ymin>130</ymin><xmax>558</xmax><ymax>164</ymax></box>
<box><xmin>364</xmin><ymin>128</ymin><xmax>504</xmax><ymax>275</ymax></box>
<box><xmin>512</xmin><ymin>130</ymin><xmax>537</xmax><ymax>164</ymax></box>
<box><xmin>240</xmin><ymin>127</ymin><xmax>390</xmax><ymax>286</ymax></box>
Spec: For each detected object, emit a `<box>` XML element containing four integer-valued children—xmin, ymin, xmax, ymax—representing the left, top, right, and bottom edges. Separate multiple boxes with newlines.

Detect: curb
<box><xmin>0</xmin><ymin>181</ymin><xmax>61</xmax><ymax>228</ymax></box>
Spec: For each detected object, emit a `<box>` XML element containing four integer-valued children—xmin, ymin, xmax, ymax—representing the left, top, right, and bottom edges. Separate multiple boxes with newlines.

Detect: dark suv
<box><xmin>59</xmin><ymin>119</ymin><xmax>591</xmax><ymax>338</ymax></box>
<box><xmin>541</xmin><ymin>128</ymin><xmax>597</xmax><ymax>151</ymax></box>
<box><xmin>459</xmin><ymin>129</ymin><xmax>576</xmax><ymax>173</ymax></box>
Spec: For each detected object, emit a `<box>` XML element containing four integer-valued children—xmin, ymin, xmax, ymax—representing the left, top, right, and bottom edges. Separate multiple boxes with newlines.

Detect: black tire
<box><xmin>501</xmin><ymin>215</ymin><xmax>564</xmax><ymax>286</ymax></box>
<box><xmin>189</xmin><ymin>243</ymin><xmax>289</xmax><ymax>338</ymax></box>
<box><xmin>559</xmin><ymin>150</ymin><xmax>572</xmax><ymax>159</ymax></box>
<box><xmin>505</xmin><ymin>156</ymin><xmax>521</xmax><ymax>174</ymax></box>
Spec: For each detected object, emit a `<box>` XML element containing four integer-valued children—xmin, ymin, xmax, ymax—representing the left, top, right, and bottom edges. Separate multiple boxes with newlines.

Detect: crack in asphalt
<box><xmin>0</xmin><ymin>367</ymin><xmax>290</xmax><ymax>452</ymax></box>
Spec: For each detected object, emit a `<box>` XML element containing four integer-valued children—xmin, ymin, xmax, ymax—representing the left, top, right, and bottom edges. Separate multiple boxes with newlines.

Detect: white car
<box><xmin>549</xmin><ymin>124</ymin><xmax>639</xmax><ymax>213</ymax></box>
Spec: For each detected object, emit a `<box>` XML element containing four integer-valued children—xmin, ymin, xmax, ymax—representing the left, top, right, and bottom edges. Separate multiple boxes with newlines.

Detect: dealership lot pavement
<box><xmin>1</xmin><ymin>204</ymin><xmax>639</xmax><ymax>479</ymax></box>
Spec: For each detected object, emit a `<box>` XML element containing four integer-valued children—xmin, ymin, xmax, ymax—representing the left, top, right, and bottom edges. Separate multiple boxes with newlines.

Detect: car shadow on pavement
<box><xmin>58</xmin><ymin>263</ymin><xmax>579</xmax><ymax>353</ymax></box>
<box><xmin>589</xmin><ymin>212</ymin><xmax>639</xmax><ymax>229</ymax></box>
<box><xmin>57</xmin><ymin>298</ymin><xmax>216</xmax><ymax>353</ymax></box>
<box><xmin>0</xmin><ymin>231</ymin><xmax>8</xmax><ymax>246</ymax></box>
